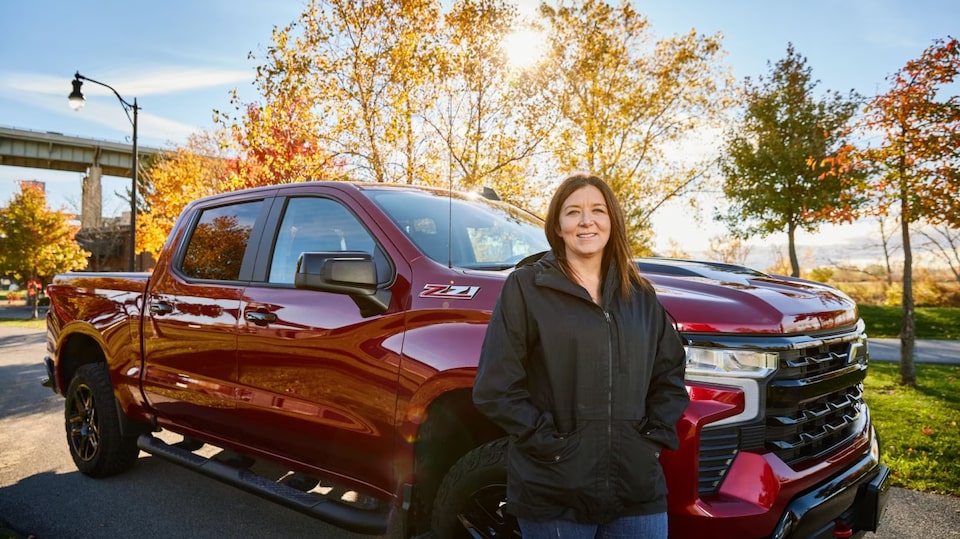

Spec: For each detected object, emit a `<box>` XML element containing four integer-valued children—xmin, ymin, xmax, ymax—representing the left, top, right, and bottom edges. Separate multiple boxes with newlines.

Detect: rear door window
<box><xmin>180</xmin><ymin>200</ymin><xmax>263</xmax><ymax>281</ymax></box>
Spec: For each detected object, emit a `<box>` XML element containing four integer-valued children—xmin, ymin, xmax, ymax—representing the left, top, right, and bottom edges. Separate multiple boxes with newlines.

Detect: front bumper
<box><xmin>771</xmin><ymin>452</ymin><xmax>891</xmax><ymax>539</ymax></box>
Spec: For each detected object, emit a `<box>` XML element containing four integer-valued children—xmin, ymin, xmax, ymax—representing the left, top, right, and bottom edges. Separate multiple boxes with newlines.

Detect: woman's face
<box><xmin>557</xmin><ymin>185</ymin><xmax>610</xmax><ymax>261</ymax></box>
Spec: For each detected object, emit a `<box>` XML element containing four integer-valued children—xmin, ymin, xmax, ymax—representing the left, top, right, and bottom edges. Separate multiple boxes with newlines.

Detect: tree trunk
<box><xmin>787</xmin><ymin>222</ymin><xmax>800</xmax><ymax>277</ymax></box>
<box><xmin>899</xmin><ymin>187</ymin><xmax>916</xmax><ymax>386</ymax></box>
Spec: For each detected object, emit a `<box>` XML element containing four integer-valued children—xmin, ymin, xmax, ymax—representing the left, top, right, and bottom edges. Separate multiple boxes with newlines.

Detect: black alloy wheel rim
<box><xmin>66</xmin><ymin>383</ymin><xmax>100</xmax><ymax>462</ymax></box>
<box><xmin>459</xmin><ymin>483</ymin><xmax>520</xmax><ymax>538</ymax></box>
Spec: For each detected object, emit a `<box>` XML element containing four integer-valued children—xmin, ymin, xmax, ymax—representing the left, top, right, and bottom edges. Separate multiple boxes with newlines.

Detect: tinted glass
<box><xmin>369</xmin><ymin>189</ymin><xmax>548</xmax><ymax>270</ymax></box>
<box><xmin>268</xmin><ymin>197</ymin><xmax>378</xmax><ymax>284</ymax></box>
<box><xmin>181</xmin><ymin>200</ymin><xmax>262</xmax><ymax>281</ymax></box>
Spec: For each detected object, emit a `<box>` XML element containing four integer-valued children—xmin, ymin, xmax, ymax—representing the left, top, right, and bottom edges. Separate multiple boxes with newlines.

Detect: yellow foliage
<box><xmin>206</xmin><ymin>0</ymin><xmax>734</xmax><ymax>250</ymax></box>
<box><xmin>531</xmin><ymin>1</ymin><xmax>731</xmax><ymax>253</ymax></box>
<box><xmin>0</xmin><ymin>182</ymin><xmax>89</xmax><ymax>279</ymax></box>
<box><xmin>138</xmin><ymin>131</ymin><xmax>230</xmax><ymax>257</ymax></box>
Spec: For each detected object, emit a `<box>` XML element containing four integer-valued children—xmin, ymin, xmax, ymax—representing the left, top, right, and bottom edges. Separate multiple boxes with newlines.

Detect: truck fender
<box><xmin>53</xmin><ymin>321</ymin><xmax>148</xmax><ymax>425</ymax></box>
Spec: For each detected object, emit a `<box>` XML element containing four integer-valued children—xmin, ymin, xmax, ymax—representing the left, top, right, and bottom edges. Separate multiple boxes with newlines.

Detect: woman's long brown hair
<box><xmin>544</xmin><ymin>173</ymin><xmax>650</xmax><ymax>299</ymax></box>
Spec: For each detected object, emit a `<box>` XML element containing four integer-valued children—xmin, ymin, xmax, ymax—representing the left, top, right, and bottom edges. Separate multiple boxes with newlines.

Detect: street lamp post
<box><xmin>68</xmin><ymin>72</ymin><xmax>139</xmax><ymax>272</ymax></box>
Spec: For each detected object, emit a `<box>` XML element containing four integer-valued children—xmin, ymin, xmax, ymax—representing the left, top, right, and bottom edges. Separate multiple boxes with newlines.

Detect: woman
<box><xmin>473</xmin><ymin>173</ymin><xmax>689</xmax><ymax>538</ymax></box>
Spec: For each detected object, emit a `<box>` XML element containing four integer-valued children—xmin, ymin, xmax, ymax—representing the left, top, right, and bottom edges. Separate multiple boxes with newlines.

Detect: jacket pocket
<box><xmin>507</xmin><ymin>425</ymin><xmax>590</xmax><ymax>511</ymax></box>
<box><xmin>616</xmin><ymin>420</ymin><xmax>668</xmax><ymax>505</ymax></box>
<box><xmin>515</xmin><ymin>424</ymin><xmax>582</xmax><ymax>463</ymax></box>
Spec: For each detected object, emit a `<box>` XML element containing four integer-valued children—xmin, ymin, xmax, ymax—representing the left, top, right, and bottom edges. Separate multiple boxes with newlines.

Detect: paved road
<box><xmin>868</xmin><ymin>338</ymin><xmax>960</xmax><ymax>365</ymax></box>
<box><xmin>1</xmin><ymin>325</ymin><xmax>958</xmax><ymax>538</ymax></box>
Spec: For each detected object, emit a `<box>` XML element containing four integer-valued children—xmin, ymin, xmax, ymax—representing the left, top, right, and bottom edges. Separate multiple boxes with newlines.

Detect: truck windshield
<box><xmin>368</xmin><ymin>188</ymin><xmax>549</xmax><ymax>270</ymax></box>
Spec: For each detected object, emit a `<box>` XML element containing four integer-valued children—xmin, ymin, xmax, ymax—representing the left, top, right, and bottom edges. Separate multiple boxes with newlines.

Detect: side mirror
<box><xmin>295</xmin><ymin>252</ymin><xmax>390</xmax><ymax>316</ymax></box>
<box><xmin>295</xmin><ymin>251</ymin><xmax>376</xmax><ymax>294</ymax></box>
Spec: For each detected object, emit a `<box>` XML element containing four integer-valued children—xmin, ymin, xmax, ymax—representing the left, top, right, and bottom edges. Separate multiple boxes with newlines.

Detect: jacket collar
<box><xmin>532</xmin><ymin>251</ymin><xmax>620</xmax><ymax>305</ymax></box>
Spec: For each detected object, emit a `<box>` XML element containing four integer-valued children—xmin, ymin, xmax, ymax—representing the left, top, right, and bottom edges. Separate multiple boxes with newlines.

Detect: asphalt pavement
<box><xmin>0</xmin><ymin>302</ymin><xmax>45</xmax><ymax>321</ymax></box>
<box><xmin>868</xmin><ymin>337</ymin><xmax>960</xmax><ymax>365</ymax></box>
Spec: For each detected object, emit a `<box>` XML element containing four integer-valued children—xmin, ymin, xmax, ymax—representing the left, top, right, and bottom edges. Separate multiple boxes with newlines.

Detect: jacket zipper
<box><xmin>604</xmin><ymin>309</ymin><xmax>613</xmax><ymax>493</ymax></box>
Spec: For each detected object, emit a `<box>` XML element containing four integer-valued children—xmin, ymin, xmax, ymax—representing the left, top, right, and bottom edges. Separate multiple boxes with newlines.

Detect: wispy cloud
<box><xmin>1</xmin><ymin>67</ymin><xmax>250</xmax><ymax>98</ymax></box>
<box><xmin>0</xmin><ymin>67</ymin><xmax>247</xmax><ymax>146</ymax></box>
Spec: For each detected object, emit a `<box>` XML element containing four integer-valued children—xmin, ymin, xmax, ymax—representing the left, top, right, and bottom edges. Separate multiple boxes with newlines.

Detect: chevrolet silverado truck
<box><xmin>43</xmin><ymin>181</ymin><xmax>889</xmax><ymax>538</ymax></box>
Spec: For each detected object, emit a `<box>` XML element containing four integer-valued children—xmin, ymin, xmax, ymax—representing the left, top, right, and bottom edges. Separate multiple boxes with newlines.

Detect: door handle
<box><xmin>149</xmin><ymin>302</ymin><xmax>173</xmax><ymax>315</ymax></box>
<box><xmin>245</xmin><ymin>312</ymin><xmax>278</xmax><ymax>324</ymax></box>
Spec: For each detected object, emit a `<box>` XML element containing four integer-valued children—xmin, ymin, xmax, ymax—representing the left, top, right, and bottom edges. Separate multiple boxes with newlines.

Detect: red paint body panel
<box><xmin>236</xmin><ymin>284</ymin><xmax>405</xmax><ymax>492</ymax></box>
<box><xmin>653</xmin><ymin>274</ymin><xmax>859</xmax><ymax>335</ymax></box>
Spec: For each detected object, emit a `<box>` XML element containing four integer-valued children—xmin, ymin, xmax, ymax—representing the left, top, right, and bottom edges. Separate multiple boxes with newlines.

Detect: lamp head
<box><xmin>68</xmin><ymin>77</ymin><xmax>85</xmax><ymax>111</ymax></box>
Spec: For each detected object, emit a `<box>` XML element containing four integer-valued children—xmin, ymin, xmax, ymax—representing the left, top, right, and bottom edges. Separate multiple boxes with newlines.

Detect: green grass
<box><xmin>858</xmin><ymin>305</ymin><xmax>960</xmax><ymax>339</ymax></box>
<box><xmin>865</xmin><ymin>362</ymin><xmax>960</xmax><ymax>495</ymax></box>
<box><xmin>0</xmin><ymin>318</ymin><xmax>45</xmax><ymax>329</ymax></box>
<box><xmin>0</xmin><ymin>289</ymin><xmax>46</xmax><ymax>328</ymax></box>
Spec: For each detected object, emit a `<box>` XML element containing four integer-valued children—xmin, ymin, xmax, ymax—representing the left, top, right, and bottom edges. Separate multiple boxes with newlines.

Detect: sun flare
<box><xmin>503</xmin><ymin>27</ymin><xmax>546</xmax><ymax>68</ymax></box>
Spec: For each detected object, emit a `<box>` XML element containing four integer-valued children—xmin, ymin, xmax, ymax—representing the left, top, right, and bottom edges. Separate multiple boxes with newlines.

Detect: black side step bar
<box><xmin>137</xmin><ymin>434</ymin><xmax>390</xmax><ymax>535</ymax></box>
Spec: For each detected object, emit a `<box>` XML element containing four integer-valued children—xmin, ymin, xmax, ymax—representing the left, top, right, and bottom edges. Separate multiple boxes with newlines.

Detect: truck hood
<box><xmin>640</xmin><ymin>259</ymin><xmax>858</xmax><ymax>335</ymax></box>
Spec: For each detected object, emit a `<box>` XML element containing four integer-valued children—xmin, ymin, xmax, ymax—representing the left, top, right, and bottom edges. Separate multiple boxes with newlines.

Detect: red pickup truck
<box><xmin>43</xmin><ymin>181</ymin><xmax>889</xmax><ymax>538</ymax></box>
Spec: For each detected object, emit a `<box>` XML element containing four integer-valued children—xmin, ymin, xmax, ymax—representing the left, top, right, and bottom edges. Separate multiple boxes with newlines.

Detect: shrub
<box><xmin>807</xmin><ymin>266</ymin><xmax>834</xmax><ymax>283</ymax></box>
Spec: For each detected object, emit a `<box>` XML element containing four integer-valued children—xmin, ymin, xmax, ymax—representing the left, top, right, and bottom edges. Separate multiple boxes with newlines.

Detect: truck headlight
<box><xmin>685</xmin><ymin>347</ymin><xmax>778</xmax><ymax>378</ymax></box>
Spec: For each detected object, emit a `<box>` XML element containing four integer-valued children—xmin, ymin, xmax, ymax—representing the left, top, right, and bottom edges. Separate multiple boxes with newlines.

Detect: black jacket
<box><xmin>473</xmin><ymin>252</ymin><xmax>689</xmax><ymax>524</ymax></box>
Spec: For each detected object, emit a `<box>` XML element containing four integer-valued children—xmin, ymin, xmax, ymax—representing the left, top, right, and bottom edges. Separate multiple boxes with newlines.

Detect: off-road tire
<box><xmin>64</xmin><ymin>363</ymin><xmax>139</xmax><ymax>477</ymax></box>
<box><xmin>431</xmin><ymin>437</ymin><xmax>518</xmax><ymax>538</ymax></box>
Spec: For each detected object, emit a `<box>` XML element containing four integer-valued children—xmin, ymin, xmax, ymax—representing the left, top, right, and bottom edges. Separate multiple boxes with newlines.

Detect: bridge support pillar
<box><xmin>81</xmin><ymin>166</ymin><xmax>102</xmax><ymax>229</ymax></box>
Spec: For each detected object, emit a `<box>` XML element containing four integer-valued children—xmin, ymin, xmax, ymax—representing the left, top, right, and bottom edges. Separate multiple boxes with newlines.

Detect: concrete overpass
<box><xmin>0</xmin><ymin>125</ymin><xmax>162</xmax><ymax>229</ymax></box>
<box><xmin>1</xmin><ymin>126</ymin><xmax>165</xmax><ymax>271</ymax></box>
<box><xmin>0</xmin><ymin>126</ymin><xmax>162</xmax><ymax>178</ymax></box>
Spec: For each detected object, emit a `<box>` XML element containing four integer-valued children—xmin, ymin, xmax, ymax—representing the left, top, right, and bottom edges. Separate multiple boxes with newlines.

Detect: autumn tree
<box><xmin>266</xmin><ymin>0</ymin><xmax>443</xmax><ymax>185</ymax></box>
<box><xmin>433</xmin><ymin>0</ymin><xmax>550</xmax><ymax>207</ymax></box>
<box><xmin>833</xmin><ymin>37</ymin><xmax>959</xmax><ymax>386</ymax></box>
<box><xmin>377</xmin><ymin>0</ymin><xmax>445</xmax><ymax>186</ymax></box>
<box><xmin>0</xmin><ymin>183</ymin><xmax>89</xmax><ymax>318</ymax></box>
<box><xmin>718</xmin><ymin>44</ymin><xmax>862</xmax><ymax>277</ymax></box>
<box><xmin>215</xmin><ymin>4</ymin><xmax>342</xmax><ymax>188</ymax></box>
<box><xmin>215</xmin><ymin>0</ymin><xmax>734</xmax><ymax>223</ymax></box>
<box><xmin>138</xmin><ymin>130</ymin><xmax>231</xmax><ymax>257</ymax></box>
<box><xmin>530</xmin><ymin>0</ymin><xmax>730</xmax><ymax>253</ymax></box>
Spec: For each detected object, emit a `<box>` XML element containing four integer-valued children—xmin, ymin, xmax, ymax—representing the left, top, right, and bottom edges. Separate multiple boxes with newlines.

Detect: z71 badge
<box><xmin>420</xmin><ymin>284</ymin><xmax>480</xmax><ymax>300</ymax></box>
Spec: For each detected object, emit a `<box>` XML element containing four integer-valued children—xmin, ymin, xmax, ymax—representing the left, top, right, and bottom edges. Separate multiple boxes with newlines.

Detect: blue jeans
<box><xmin>517</xmin><ymin>513</ymin><xmax>668</xmax><ymax>539</ymax></box>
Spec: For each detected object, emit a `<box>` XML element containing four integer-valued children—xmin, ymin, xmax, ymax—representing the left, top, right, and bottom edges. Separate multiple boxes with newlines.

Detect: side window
<box><xmin>181</xmin><ymin>200</ymin><xmax>263</xmax><ymax>281</ymax></box>
<box><xmin>268</xmin><ymin>197</ymin><xmax>378</xmax><ymax>284</ymax></box>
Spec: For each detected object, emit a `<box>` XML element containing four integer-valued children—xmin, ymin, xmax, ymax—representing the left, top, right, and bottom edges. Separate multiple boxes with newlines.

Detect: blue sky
<box><xmin>1</xmin><ymin>0</ymin><xmax>957</xmax><ymax>263</ymax></box>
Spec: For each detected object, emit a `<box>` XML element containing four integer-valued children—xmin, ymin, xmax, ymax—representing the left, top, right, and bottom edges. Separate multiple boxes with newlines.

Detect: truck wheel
<box><xmin>64</xmin><ymin>363</ymin><xmax>139</xmax><ymax>477</ymax></box>
<box><xmin>431</xmin><ymin>437</ymin><xmax>519</xmax><ymax>538</ymax></box>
